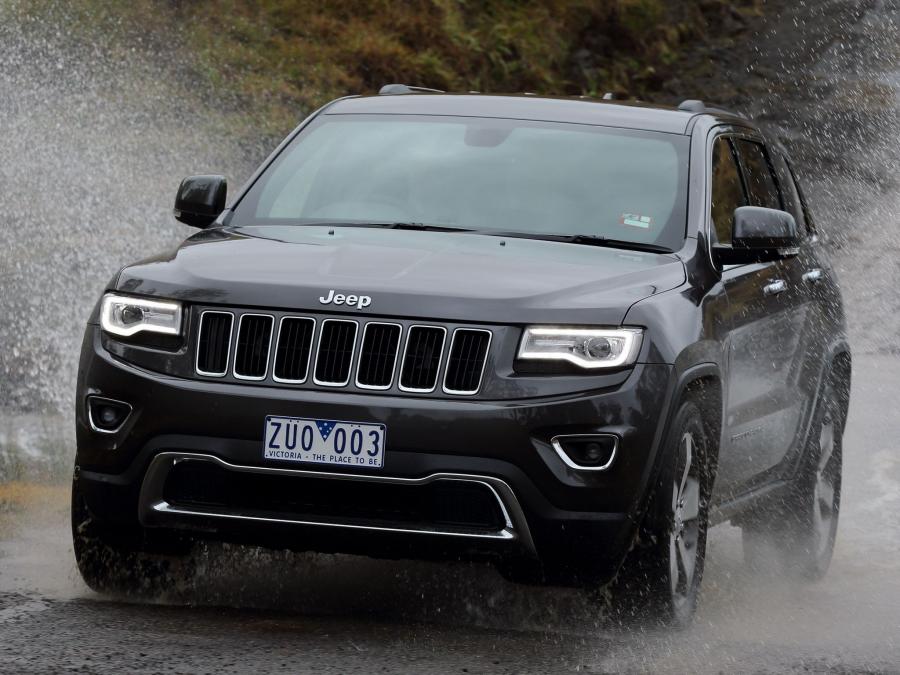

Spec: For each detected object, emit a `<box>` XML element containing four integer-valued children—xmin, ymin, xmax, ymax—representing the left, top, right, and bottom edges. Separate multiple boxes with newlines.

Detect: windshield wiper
<box><xmin>556</xmin><ymin>234</ymin><xmax>672</xmax><ymax>253</ymax></box>
<box><xmin>471</xmin><ymin>230</ymin><xmax>672</xmax><ymax>253</ymax></box>
<box><xmin>383</xmin><ymin>222</ymin><xmax>476</xmax><ymax>233</ymax></box>
<box><xmin>265</xmin><ymin>220</ymin><xmax>670</xmax><ymax>252</ymax></box>
<box><xmin>287</xmin><ymin>221</ymin><xmax>476</xmax><ymax>234</ymax></box>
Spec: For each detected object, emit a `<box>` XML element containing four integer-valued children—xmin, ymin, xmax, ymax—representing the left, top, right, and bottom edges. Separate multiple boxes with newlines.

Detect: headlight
<box><xmin>517</xmin><ymin>326</ymin><xmax>643</xmax><ymax>370</ymax></box>
<box><xmin>100</xmin><ymin>294</ymin><xmax>183</xmax><ymax>337</ymax></box>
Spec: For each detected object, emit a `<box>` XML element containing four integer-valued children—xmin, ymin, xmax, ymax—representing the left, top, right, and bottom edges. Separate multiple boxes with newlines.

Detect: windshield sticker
<box><xmin>619</xmin><ymin>213</ymin><xmax>653</xmax><ymax>229</ymax></box>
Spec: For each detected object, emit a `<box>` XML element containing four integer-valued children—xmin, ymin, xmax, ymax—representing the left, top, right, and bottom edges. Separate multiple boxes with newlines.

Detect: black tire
<box><xmin>613</xmin><ymin>398</ymin><xmax>714</xmax><ymax>627</ymax></box>
<box><xmin>742</xmin><ymin>375</ymin><xmax>844</xmax><ymax>580</ymax></box>
<box><xmin>71</xmin><ymin>473</ymin><xmax>193</xmax><ymax>595</ymax></box>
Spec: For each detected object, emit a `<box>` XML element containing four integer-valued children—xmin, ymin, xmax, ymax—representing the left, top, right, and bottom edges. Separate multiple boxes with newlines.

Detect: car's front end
<box><xmin>75</xmin><ymin>225</ymin><xmax>686</xmax><ymax>584</ymax></box>
<box><xmin>73</xmin><ymin>94</ymin><xmax>697</xmax><ymax>585</ymax></box>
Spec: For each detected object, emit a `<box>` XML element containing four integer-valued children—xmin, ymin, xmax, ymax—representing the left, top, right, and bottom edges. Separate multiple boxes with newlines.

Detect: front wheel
<box><xmin>71</xmin><ymin>473</ymin><xmax>193</xmax><ymax>595</ymax></box>
<box><xmin>614</xmin><ymin>398</ymin><xmax>714</xmax><ymax>627</ymax></box>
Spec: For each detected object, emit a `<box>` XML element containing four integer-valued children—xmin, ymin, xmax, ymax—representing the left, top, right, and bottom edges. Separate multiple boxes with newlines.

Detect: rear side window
<box><xmin>786</xmin><ymin>161</ymin><xmax>817</xmax><ymax>233</ymax></box>
<box><xmin>710</xmin><ymin>137</ymin><xmax>746</xmax><ymax>245</ymax></box>
<box><xmin>772</xmin><ymin>153</ymin><xmax>807</xmax><ymax>232</ymax></box>
<box><xmin>736</xmin><ymin>140</ymin><xmax>781</xmax><ymax>210</ymax></box>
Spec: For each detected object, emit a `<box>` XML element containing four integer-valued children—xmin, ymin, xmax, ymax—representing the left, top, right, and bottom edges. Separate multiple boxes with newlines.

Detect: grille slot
<box><xmin>196</xmin><ymin>311</ymin><xmax>233</xmax><ymax>377</ymax></box>
<box><xmin>356</xmin><ymin>323</ymin><xmax>402</xmax><ymax>389</ymax></box>
<box><xmin>399</xmin><ymin>326</ymin><xmax>446</xmax><ymax>392</ymax></box>
<box><xmin>233</xmin><ymin>314</ymin><xmax>274</xmax><ymax>380</ymax></box>
<box><xmin>313</xmin><ymin>319</ymin><xmax>358</xmax><ymax>386</ymax></box>
<box><xmin>273</xmin><ymin>317</ymin><xmax>316</xmax><ymax>383</ymax></box>
<box><xmin>443</xmin><ymin>329</ymin><xmax>492</xmax><ymax>394</ymax></box>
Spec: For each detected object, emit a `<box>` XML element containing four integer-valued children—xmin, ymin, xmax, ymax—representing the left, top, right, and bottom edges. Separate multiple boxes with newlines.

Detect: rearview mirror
<box><xmin>174</xmin><ymin>175</ymin><xmax>227</xmax><ymax>228</ymax></box>
<box><xmin>712</xmin><ymin>206</ymin><xmax>799</xmax><ymax>266</ymax></box>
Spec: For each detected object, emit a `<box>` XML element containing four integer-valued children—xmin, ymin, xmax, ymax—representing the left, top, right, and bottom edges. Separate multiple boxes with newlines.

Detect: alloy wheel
<box><xmin>670</xmin><ymin>431</ymin><xmax>701</xmax><ymax>606</ymax></box>
<box><xmin>812</xmin><ymin>409</ymin><xmax>839</xmax><ymax>561</ymax></box>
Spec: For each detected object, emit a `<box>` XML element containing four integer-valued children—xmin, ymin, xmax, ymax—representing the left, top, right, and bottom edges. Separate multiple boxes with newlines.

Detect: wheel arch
<box><xmin>638</xmin><ymin>362</ymin><xmax>724</xmax><ymax>521</ymax></box>
<box><xmin>674</xmin><ymin>363</ymin><xmax>724</xmax><ymax>469</ymax></box>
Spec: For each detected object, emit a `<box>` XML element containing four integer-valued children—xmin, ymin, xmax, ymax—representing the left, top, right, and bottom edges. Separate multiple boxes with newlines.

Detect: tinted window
<box><xmin>737</xmin><ymin>140</ymin><xmax>781</xmax><ymax>210</ymax></box>
<box><xmin>773</xmin><ymin>153</ymin><xmax>806</xmax><ymax>232</ymax></box>
<box><xmin>710</xmin><ymin>137</ymin><xmax>746</xmax><ymax>244</ymax></box>
<box><xmin>786</xmin><ymin>161</ymin><xmax>816</xmax><ymax>233</ymax></box>
<box><xmin>232</xmin><ymin>115</ymin><xmax>691</xmax><ymax>252</ymax></box>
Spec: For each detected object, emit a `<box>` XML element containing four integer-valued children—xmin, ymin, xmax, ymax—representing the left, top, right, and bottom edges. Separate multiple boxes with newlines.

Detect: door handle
<box><xmin>802</xmin><ymin>268</ymin><xmax>824</xmax><ymax>283</ymax></box>
<box><xmin>763</xmin><ymin>279</ymin><xmax>788</xmax><ymax>296</ymax></box>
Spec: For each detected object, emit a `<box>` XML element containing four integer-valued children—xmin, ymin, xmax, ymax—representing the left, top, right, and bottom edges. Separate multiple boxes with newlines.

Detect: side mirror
<box><xmin>712</xmin><ymin>206</ymin><xmax>799</xmax><ymax>266</ymax></box>
<box><xmin>174</xmin><ymin>175</ymin><xmax>227</xmax><ymax>228</ymax></box>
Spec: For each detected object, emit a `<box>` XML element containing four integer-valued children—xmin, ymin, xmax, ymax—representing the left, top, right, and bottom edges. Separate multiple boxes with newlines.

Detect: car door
<box><xmin>712</xmin><ymin>133</ymin><xmax>810</xmax><ymax>495</ymax></box>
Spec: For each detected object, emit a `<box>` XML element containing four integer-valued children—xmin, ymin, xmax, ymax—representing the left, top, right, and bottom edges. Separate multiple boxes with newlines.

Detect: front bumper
<box><xmin>76</xmin><ymin>326</ymin><xmax>675</xmax><ymax>584</ymax></box>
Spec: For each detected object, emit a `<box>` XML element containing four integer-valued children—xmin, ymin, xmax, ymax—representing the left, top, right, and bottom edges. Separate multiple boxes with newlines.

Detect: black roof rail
<box><xmin>379</xmin><ymin>83</ymin><xmax>445</xmax><ymax>95</ymax></box>
<box><xmin>678</xmin><ymin>99</ymin><xmax>746</xmax><ymax>118</ymax></box>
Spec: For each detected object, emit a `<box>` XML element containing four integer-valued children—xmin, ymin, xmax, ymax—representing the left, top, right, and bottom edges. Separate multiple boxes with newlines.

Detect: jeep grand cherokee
<box><xmin>72</xmin><ymin>86</ymin><xmax>851</xmax><ymax>625</ymax></box>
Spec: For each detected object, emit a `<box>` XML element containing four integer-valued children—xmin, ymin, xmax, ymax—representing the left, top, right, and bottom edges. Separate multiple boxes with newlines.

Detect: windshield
<box><xmin>232</xmin><ymin>114</ymin><xmax>690</xmax><ymax>251</ymax></box>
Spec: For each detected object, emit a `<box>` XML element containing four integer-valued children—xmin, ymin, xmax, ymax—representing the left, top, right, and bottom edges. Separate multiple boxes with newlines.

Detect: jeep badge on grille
<box><xmin>319</xmin><ymin>289</ymin><xmax>372</xmax><ymax>310</ymax></box>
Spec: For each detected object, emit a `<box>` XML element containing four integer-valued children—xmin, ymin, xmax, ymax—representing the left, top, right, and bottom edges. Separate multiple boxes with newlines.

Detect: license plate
<box><xmin>263</xmin><ymin>415</ymin><xmax>385</xmax><ymax>468</ymax></box>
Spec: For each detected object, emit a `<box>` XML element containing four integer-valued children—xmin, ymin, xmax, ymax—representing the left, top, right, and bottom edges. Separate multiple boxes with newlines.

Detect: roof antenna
<box><xmin>601</xmin><ymin>92</ymin><xmax>615</xmax><ymax>100</ymax></box>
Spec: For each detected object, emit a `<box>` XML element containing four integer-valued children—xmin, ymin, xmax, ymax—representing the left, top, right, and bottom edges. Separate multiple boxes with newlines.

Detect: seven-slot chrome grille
<box><xmin>195</xmin><ymin>310</ymin><xmax>492</xmax><ymax>396</ymax></box>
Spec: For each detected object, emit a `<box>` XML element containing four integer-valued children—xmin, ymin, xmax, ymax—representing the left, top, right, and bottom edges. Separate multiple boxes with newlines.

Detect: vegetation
<box><xmin>23</xmin><ymin>0</ymin><xmax>761</xmax><ymax>138</ymax></box>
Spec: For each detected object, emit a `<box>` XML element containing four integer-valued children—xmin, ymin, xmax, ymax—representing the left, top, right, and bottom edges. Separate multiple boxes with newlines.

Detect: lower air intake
<box><xmin>163</xmin><ymin>459</ymin><xmax>507</xmax><ymax>534</ymax></box>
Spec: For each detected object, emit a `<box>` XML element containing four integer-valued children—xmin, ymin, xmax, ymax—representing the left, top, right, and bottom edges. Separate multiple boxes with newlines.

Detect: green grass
<box><xmin>17</xmin><ymin>0</ymin><xmax>761</xmax><ymax>140</ymax></box>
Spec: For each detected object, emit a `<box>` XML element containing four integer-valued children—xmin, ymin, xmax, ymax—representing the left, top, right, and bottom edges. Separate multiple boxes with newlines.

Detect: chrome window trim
<box><xmin>442</xmin><ymin>328</ymin><xmax>492</xmax><ymax>396</ymax></box>
<box><xmin>195</xmin><ymin>310</ymin><xmax>234</xmax><ymax>378</ymax></box>
<box><xmin>86</xmin><ymin>395</ymin><xmax>133</xmax><ymax>435</ymax></box>
<box><xmin>138</xmin><ymin>452</ymin><xmax>535</xmax><ymax>552</ymax></box>
<box><xmin>398</xmin><ymin>324</ymin><xmax>447</xmax><ymax>394</ymax></box>
<box><xmin>312</xmin><ymin>318</ymin><xmax>359</xmax><ymax>387</ymax></box>
<box><xmin>272</xmin><ymin>315</ymin><xmax>317</xmax><ymax>384</ymax></box>
<box><xmin>232</xmin><ymin>313</ymin><xmax>275</xmax><ymax>381</ymax></box>
<box><xmin>354</xmin><ymin>321</ymin><xmax>403</xmax><ymax>391</ymax></box>
<box><xmin>550</xmin><ymin>433</ymin><xmax>619</xmax><ymax>472</ymax></box>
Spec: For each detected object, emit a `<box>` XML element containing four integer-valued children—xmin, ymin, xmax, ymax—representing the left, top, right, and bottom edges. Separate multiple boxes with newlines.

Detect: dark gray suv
<box><xmin>72</xmin><ymin>87</ymin><xmax>850</xmax><ymax>625</ymax></box>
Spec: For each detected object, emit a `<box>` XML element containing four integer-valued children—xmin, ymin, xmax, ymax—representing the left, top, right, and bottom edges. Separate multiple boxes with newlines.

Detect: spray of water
<box><xmin>1</xmin><ymin>1</ymin><xmax>900</xmax><ymax>671</ymax></box>
<box><xmin>0</xmin><ymin>2</ymin><xmax>267</xmax><ymax>473</ymax></box>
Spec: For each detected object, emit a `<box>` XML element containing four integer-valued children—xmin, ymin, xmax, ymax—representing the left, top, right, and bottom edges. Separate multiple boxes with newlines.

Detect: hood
<box><xmin>115</xmin><ymin>226</ymin><xmax>686</xmax><ymax>325</ymax></box>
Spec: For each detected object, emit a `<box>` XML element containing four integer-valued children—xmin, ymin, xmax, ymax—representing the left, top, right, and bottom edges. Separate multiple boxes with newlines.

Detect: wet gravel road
<box><xmin>3</xmin><ymin>0</ymin><xmax>900</xmax><ymax>672</ymax></box>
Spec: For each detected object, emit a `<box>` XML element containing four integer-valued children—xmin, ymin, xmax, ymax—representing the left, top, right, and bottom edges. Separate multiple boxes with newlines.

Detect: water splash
<box><xmin>0</xmin><ymin>2</ymin><xmax>266</xmax><ymax>465</ymax></box>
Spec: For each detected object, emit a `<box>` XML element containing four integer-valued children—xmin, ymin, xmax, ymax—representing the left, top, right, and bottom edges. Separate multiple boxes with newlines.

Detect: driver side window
<box><xmin>710</xmin><ymin>136</ymin><xmax>747</xmax><ymax>245</ymax></box>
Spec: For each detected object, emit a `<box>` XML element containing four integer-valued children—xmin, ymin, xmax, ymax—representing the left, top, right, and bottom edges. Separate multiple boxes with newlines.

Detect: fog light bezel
<box><xmin>550</xmin><ymin>433</ymin><xmax>618</xmax><ymax>471</ymax></box>
<box><xmin>87</xmin><ymin>396</ymin><xmax>133</xmax><ymax>434</ymax></box>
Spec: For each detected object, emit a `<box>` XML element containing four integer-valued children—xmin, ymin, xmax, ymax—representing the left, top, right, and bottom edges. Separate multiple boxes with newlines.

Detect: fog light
<box><xmin>87</xmin><ymin>396</ymin><xmax>132</xmax><ymax>433</ymax></box>
<box><xmin>551</xmin><ymin>434</ymin><xmax>618</xmax><ymax>471</ymax></box>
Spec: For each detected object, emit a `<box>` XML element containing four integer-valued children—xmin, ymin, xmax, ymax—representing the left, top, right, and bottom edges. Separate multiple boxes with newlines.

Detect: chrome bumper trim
<box><xmin>138</xmin><ymin>452</ymin><xmax>535</xmax><ymax>552</ymax></box>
